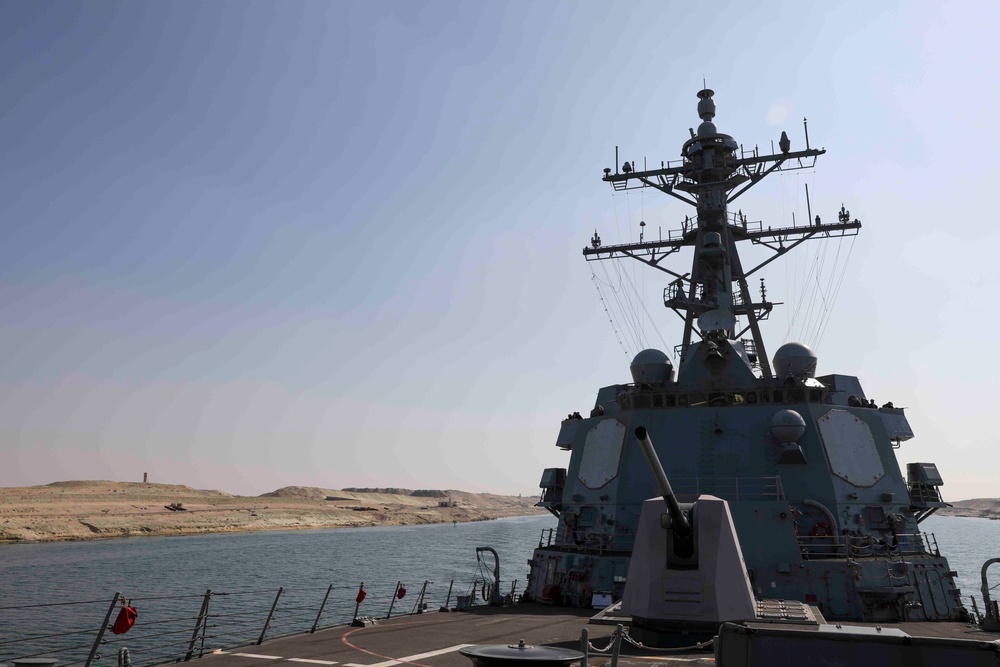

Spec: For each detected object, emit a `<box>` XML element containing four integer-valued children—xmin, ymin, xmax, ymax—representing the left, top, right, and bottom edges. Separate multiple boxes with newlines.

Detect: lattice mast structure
<box><xmin>585</xmin><ymin>89</ymin><xmax>861</xmax><ymax>374</ymax></box>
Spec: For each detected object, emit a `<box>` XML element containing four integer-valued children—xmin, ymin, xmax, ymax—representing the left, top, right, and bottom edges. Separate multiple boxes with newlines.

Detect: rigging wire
<box><xmin>615</xmin><ymin>250</ymin><xmax>670</xmax><ymax>353</ymax></box>
<box><xmin>782</xmin><ymin>172</ymin><xmax>790</xmax><ymax>341</ymax></box>
<box><xmin>814</xmin><ymin>236</ymin><xmax>857</xmax><ymax>349</ymax></box>
<box><xmin>623</xmin><ymin>193</ymin><xmax>643</xmax><ymax>345</ymax></box>
<box><xmin>610</xmin><ymin>256</ymin><xmax>636</xmax><ymax>348</ymax></box>
<box><xmin>798</xmin><ymin>172</ymin><xmax>830</xmax><ymax>343</ymax></box>
<box><xmin>806</xmin><ymin>235</ymin><xmax>845</xmax><ymax>346</ymax></box>
<box><xmin>606</xmin><ymin>261</ymin><xmax>640</xmax><ymax>349</ymax></box>
<box><xmin>797</xmin><ymin>235</ymin><xmax>828</xmax><ymax>343</ymax></box>
<box><xmin>600</xmin><ymin>261</ymin><xmax>641</xmax><ymax>353</ymax></box>
<box><xmin>611</xmin><ymin>192</ymin><xmax>644</xmax><ymax>349</ymax></box>
<box><xmin>640</xmin><ymin>189</ymin><xmax>646</xmax><ymax>344</ymax></box>
<box><xmin>775</xmin><ymin>170</ymin><xmax>856</xmax><ymax>351</ymax></box>
<box><xmin>784</xmin><ymin>245</ymin><xmax>820</xmax><ymax>343</ymax></box>
<box><xmin>591</xmin><ymin>190</ymin><xmax>675</xmax><ymax>356</ymax></box>
<box><xmin>820</xmin><ymin>237</ymin><xmax>846</xmax><ymax>327</ymax></box>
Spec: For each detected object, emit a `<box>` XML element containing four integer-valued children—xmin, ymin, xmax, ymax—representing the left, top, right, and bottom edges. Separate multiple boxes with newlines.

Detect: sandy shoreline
<box><xmin>0</xmin><ymin>481</ymin><xmax>546</xmax><ymax>544</ymax></box>
<box><xmin>935</xmin><ymin>497</ymin><xmax>1000</xmax><ymax>520</ymax></box>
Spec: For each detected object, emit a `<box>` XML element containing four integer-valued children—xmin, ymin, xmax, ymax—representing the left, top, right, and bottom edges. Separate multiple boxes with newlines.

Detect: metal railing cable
<box><xmin>0</xmin><ymin>599</ymin><xmax>113</xmax><ymax>610</ymax></box>
<box><xmin>1</xmin><ymin>579</ymin><xmax>500</xmax><ymax>667</ymax></box>
<box><xmin>0</xmin><ymin>628</ymin><xmax>104</xmax><ymax>646</ymax></box>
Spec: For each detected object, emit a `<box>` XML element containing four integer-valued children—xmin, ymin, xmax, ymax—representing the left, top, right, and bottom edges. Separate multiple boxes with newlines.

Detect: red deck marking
<box><xmin>340</xmin><ymin>624</ymin><xmax>433</xmax><ymax>667</ymax></box>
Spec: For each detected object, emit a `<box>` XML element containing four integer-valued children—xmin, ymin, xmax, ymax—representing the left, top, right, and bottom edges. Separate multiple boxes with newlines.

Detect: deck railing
<box><xmin>797</xmin><ymin>531</ymin><xmax>940</xmax><ymax>560</ymax></box>
<box><xmin>0</xmin><ymin>577</ymin><xmax>512</xmax><ymax>667</ymax></box>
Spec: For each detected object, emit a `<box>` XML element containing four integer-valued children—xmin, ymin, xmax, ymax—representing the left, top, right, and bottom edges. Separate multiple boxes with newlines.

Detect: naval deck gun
<box><xmin>634</xmin><ymin>427</ymin><xmax>692</xmax><ymax>556</ymax></box>
<box><xmin>623</xmin><ymin>426</ymin><xmax>771</xmax><ymax>644</ymax></box>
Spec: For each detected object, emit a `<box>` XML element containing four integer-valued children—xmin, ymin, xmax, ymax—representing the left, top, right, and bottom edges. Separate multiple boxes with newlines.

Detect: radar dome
<box><xmin>770</xmin><ymin>409</ymin><xmax>806</xmax><ymax>443</ymax></box>
<box><xmin>697</xmin><ymin>121</ymin><xmax>718</xmax><ymax>137</ymax></box>
<box><xmin>773</xmin><ymin>342</ymin><xmax>818</xmax><ymax>379</ymax></box>
<box><xmin>630</xmin><ymin>348</ymin><xmax>674</xmax><ymax>384</ymax></box>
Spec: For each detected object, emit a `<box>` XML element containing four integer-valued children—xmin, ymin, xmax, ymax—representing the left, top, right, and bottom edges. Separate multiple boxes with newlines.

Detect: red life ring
<box><xmin>810</xmin><ymin>522</ymin><xmax>832</xmax><ymax>537</ymax></box>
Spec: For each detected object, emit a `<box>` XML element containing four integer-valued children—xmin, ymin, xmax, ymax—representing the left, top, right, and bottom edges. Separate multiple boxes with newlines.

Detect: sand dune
<box><xmin>0</xmin><ymin>481</ymin><xmax>544</xmax><ymax>543</ymax></box>
<box><xmin>936</xmin><ymin>497</ymin><xmax>1000</xmax><ymax>519</ymax></box>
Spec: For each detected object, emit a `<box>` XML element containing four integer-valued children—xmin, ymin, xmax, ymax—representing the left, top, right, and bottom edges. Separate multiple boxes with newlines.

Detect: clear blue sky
<box><xmin>2</xmin><ymin>1</ymin><xmax>997</xmax><ymax>498</ymax></box>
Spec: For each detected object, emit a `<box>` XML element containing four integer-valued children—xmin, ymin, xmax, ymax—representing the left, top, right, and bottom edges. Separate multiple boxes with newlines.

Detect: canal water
<box><xmin>0</xmin><ymin>514</ymin><xmax>997</xmax><ymax>666</ymax></box>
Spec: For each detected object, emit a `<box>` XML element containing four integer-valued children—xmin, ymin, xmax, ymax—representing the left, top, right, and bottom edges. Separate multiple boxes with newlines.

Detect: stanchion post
<box><xmin>352</xmin><ymin>582</ymin><xmax>365</xmax><ymax>623</ymax></box>
<box><xmin>410</xmin><ymin>580</ymin><xmax>429</xmax><ymax>615</ymax></box>
<box><xmin>257</xmin><ymin>587</ymin><xmax>284</xmax><ymax>645</ymax></box>
<box><xmin>442</xmin><ymin>580</ymin><xmax>454</xmax><ymax>611</ymax></box>
<box><xmin>579</xmin><ymin>628</ymin><xmax>589</xmax><ymax>667</ymax></box>
<box><xmin>184</xmin><ymin>589</ymin><xmax>212</xmax><ymax>661</ymax></box>
<box><xmin>312</xmin><ymin>584</ymin><xmax>334</xmax><ymax>633</ymax></box>
<box><xmin>609</xmin><ymin>624</ymin><xmax>623</xmax><ymax>667</ymax></box>
<box><xmin>386</xmin><ymin>581</ymin><xmax>401</xmax><ymax>619</ymax></box>
<box><xmin>85</xmin><ymin>591</ymin><xmax>121</xmax><ymax>667</ymax></box>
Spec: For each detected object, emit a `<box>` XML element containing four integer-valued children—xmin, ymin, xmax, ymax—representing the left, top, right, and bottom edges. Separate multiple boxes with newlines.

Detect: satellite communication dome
<box><xmin>770</xmin><ymin>409</ymin><xmax>806</xmax><ymax>443</ymax></box>
<box><xmin>630</xmin><ymin>348</ymin><xmax>674</xmax><ymax>384</ymax></box>
<box><xmin>773</xmin><ymin>342</ymin><xmax>818</xmax><ymax>379</ymax></box>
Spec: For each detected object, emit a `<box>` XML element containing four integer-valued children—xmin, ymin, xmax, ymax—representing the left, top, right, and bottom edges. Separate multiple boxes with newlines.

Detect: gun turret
<box><xmin>624</xmin><ymin>427</ymin><xmax>759</xmax><ymax>642</ymax></box>
<box><xmin>634</xmin><ymin>427</ymin><xmax>691</xmax><ymax>538</ymax></box>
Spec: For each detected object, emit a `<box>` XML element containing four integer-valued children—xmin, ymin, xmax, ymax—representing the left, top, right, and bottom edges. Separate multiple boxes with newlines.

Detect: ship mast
<box><xmin>585</xmin><ymin>89</ymin><xmax>860</xmax><ymax>378</ymax></box>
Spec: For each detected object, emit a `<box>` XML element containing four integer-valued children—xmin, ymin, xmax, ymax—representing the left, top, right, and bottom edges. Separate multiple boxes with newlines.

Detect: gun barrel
<box><xmin>634</xmin><ymin>426</ymin><xmax>692</xmax><ymax>537</ymax></box>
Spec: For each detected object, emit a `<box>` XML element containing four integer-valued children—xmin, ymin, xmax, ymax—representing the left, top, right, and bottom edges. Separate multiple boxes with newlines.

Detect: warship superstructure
<box><xmin>524</xmin><ymin>89</ymin><xmax>965</xmax><ymax>623</ymax></box>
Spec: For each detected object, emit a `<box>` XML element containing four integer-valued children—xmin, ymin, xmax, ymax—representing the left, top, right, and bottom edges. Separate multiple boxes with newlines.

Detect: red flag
<box><xmin>356</xmin><ymin>588</ymin><xmax>367</xmax><ymax>604</ymax></box>
<box><xmin>397</xmin><ymin>586</ymin><xmax>406</xmax><ymax>599</ymax></box>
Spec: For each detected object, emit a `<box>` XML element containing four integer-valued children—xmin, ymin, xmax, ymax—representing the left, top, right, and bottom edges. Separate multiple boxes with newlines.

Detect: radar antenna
<box><xmin>587</xmin><ymin>90</ymin><xmax>861</xmax><ymax>376</ymax></box>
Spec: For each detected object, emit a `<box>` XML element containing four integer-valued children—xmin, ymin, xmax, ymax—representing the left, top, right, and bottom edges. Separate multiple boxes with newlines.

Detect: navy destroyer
<box><xmin>524</xmin><ymin>89</ymin><xmax>965</xmax><ymax>623</ymax></box>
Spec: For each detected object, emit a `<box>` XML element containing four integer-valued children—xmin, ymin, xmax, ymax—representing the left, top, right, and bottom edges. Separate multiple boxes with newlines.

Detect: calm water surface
<box><xmin>1</xmin><ymin>514</ymin><xmax>998</xmax><ymax>664</ymax></box>
<box><xmin>0</xmin><ymin>515</ymin><xmax>556</xmax><ymax>664</ymax></box>
<box><xmin>1</xmin><ymin>515</ymin><xmax>553</xmax><ymax>605</ymax></box>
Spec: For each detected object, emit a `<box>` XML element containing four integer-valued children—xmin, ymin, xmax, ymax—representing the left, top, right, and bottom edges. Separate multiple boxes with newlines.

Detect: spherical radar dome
<box><xmin>770</xmin><ymin>409</ymin><xmax>806</xmax><ymax>443</ymax></box>
<box><xmin>630</xmin><ymin>348</ymin><xmax>674</xmax><ymax>384</ymax></box>
<box><xmin>773</xmin><ymin>342</ymin><xmax>818</xmax><ymax>379</ymax></box>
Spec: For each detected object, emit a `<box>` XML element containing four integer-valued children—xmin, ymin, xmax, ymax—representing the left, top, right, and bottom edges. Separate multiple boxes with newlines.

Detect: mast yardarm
<box><xmin>586</xmin><ymin>89</ymin><xmax>861</xmax><ymax>377</ymax></box>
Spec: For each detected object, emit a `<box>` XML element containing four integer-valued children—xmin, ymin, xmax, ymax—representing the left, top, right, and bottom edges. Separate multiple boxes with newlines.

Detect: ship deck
<box><xmin>201</xmin><ymin>605</ymin><xmax>715</xmax><ymax>667</ymax></box>
<box><xmin>198</xmin><ymin>603</ymin><xmax>1000</xmax><ymax>667</ymax></box>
